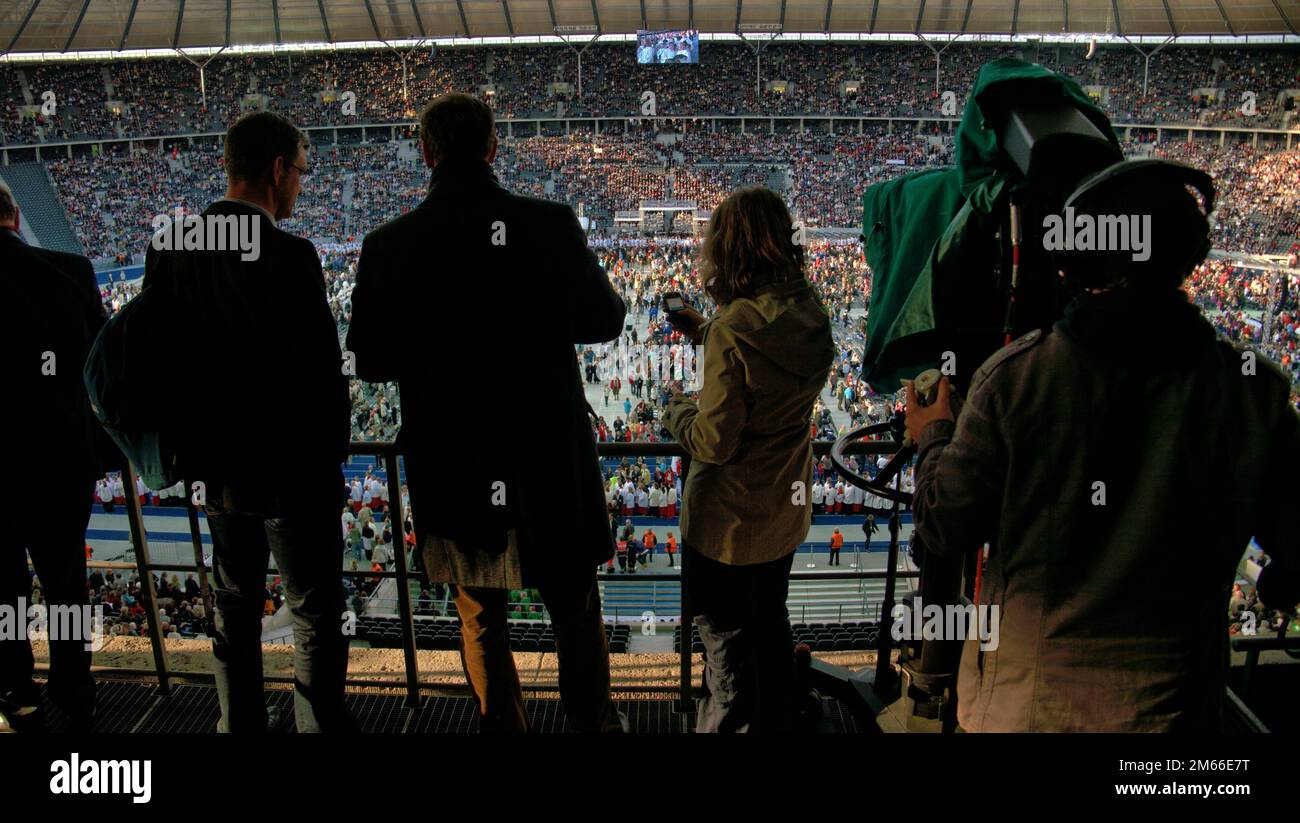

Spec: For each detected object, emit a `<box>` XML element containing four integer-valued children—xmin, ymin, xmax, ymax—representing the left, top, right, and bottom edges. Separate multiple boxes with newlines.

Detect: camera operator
<box><xmin>904</xmin><ymin>169</ymin><xmax>1299</xmax><ymax>732</ymax></box>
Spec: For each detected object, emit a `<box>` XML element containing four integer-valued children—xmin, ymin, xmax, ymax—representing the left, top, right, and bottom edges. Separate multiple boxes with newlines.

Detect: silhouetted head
<box><xmin>698</xmin><ymin>186</ymin><xmax>805</xmax><ymax>305</ymax></box>
<box><xmin>224</xmin><ymin>111</ymin><xmax>309</xmax><ymax>221</ymax></box>
<box><xmin>419</xmin><ymin>92</ymin><xmax>498</xmax><ymax>170</ymax></box>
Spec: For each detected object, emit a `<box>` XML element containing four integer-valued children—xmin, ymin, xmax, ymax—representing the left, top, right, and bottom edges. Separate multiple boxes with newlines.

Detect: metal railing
<box><xmin>109</xmin><ymin>438</ymin><xmax>916</xmax><ymax>714</ymax></box>
<box><xmin>1230</xmin><ymin>630</ymin><xmax>1300</xmax><ymax>699</ymax></box>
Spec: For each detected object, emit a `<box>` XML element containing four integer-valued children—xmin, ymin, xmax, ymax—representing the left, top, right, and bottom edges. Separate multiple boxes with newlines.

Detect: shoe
<box><xmin>216</xmin><ymin>704</ymin><xmax>282</xmax><ymax>733</ymax></box>
<box><xmin>0</xmin><ymin>690</ymin><xmax>44</xmax><ymax>733</ymax></box>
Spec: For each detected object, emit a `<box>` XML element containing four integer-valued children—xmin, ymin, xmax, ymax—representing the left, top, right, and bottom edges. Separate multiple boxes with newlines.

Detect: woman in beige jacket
<box><xmin>665</xmin><ymin>187</ymin><xmax>835</xmax><ymax>732</ymax></box>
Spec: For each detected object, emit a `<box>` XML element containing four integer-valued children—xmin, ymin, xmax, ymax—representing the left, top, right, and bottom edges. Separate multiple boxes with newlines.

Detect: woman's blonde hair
<box><xmin>697</xmin><ymin>186</ymin><xmax>805</xmax><ymax>305</ymax></box>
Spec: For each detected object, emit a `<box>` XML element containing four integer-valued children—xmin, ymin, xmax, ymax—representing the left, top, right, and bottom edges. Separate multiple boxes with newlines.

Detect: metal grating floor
<box><xmin>34</xmin><ymin>679</ymin><xmax>861</xmax><ymax>733</ymax></box>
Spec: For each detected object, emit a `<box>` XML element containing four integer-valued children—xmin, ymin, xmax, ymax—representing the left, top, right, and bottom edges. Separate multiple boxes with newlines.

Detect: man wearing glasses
<box><xmin>143</xmin><ymin>111</ymin><xmax>355</xmax><ymax>732</ymax></box>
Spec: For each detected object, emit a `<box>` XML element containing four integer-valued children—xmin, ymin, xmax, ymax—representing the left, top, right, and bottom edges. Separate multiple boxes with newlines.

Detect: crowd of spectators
<box><xmin>1184</xmin><ymin>259</ymin><xmax>1299</xmax><ymax>397</ymax></box>
<box><xmin>65</xmin><ymin>130</ymin><xmax>1293</xmax><ymax>438</ymax></box>
<box><xmin>1133</xmin><ymin>140</ymin><xmax>1300</xmax><ymax>255</ymax></box>
<box><xmin>1228</xmin><ymin>579</ymin><xmax>1297</xmax><ymax>638</ymax></box>
<box><xmin>26</xmin><ymin>52</ymin><xmax>1296</xmax><ymax>451</ymax></box>
<box><xmin>26</xmin><ymin>565</ymin><xmax>215</xmax><ymax>642</ymax></box>
<box><xmin>41</xmin><ymin>121</ymin><xmax>1290</xmax><ymax>454</ymax></box>
<box><xmin>58</xmin><ymin>132</ymin><xmax>1292</xmax><ymax>271</ymax></box>
<box><xmin>22</xmin><ymin>562</ymin><xmax>305</xmax><ymax>645</ymax></box>
<box><xmin>4</xmin><ymin>43</ymin><xmax>1296</xmax><ymax>146</ymax></box>
<box><xmin>48</xmin><ymin>148</ymin><xmax>226</xmax><ymax>266</ymax></box>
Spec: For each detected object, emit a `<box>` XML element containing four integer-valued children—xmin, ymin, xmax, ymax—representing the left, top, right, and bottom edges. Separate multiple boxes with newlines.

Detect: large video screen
<box><xmin>636</xmin><ymin>30</ymin><xmax>700</xmax><ymax>64</ymax></box>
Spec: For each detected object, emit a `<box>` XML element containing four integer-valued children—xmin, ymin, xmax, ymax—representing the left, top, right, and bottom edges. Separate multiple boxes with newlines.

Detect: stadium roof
<box><xmin>1</xmin><ymin>0</ymin><xmax>1296</xmax><ymax>54</ymax></box>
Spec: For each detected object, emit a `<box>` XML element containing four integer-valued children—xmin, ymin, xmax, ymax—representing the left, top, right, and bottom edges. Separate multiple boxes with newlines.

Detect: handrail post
<box><xmin>182</xmin><ymin>491</ymin><xmax>216</xmax><ymax>635</ymax></box>
<box><xmin>1241</xmin><ymin>649</ymin><xmax>1259</xmax><ymax>697</ymax></box>
<box><xmin>677</xmin><ymin>456</ymin><xmax>693</xmax><ymax>719</ymax></box>
<box><xmin>124</xmin><ymin>462</ymin><xmax>170</xmax><ymax>694</ymax></box>
<box><xmin>678</xmin><ymin>544</ymin><xmax>692</xmax><ymax>716</ymax></box>
<box><xmin>873</xmin><ymin>497</ymin><xmax>901</xmax><ymax>692</ymax></box>
<box><xmin>383</xmin><ymin>451</ymin><xmax>421</xmax><ymax>709</ymax></box>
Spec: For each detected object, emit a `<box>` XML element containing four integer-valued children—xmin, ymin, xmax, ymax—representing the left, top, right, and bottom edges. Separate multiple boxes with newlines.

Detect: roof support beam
<box><xmin>63</xmin><ymin>0</ymin><xmax>91</xmax><ymax>52</ymax></box>
<box><xmin>546</xmin><ymin>0</ymin><xmax>556</xmax><ymax>28</ymax></box>
<box><xmin>453</xmin><ymin>0</ymin><xmax>470</xmax><ymax>37</ymax></box>
<box><xmin>172</xmin><ymin>0</ymin><xmax>186</xmax><ymax>48</ymax></box>
<box><xmin>640</xmin><ymin>0</ymin><xmax>646</xmax><ymax>30</ymax></box>
<box><xmin>118</xmin><ymin>0</ymin><xmax>139</xmax><ymax>51</ymax></box>
<box><xmin>869</xmin><ymin>0</ymin><xmax>879</xmax><ymax>34</ymax></box>
<box><xmin>1160</xmin><ymin>0</ymin><xmax>1175</xmax><ymax>34</ymax></box>
<box><xmin>408</xmin><ymin>0</ymin><xmax>425</xmax><ymax>36</ymax></box>
<box><xmin>1011</xmin><ymin>0</ymin><xmax>1020</xmax><ymax>36</ymax></box>
<box><xmin>779</xmin><ymin>0</ymin><xmax>787</xmax><ymax>28</ymax></box>
<box><xmin>225</xmin><ymin>0</ymin><xmax>231</xmax><ymax>46</ymax></box>
<box><xmin>1270</xmin><ymin>0</ymin><xmax>1297</xmax><ymax>35</ymax></box>
<box><xmin>688</xmin><ymin>0</ymin><xmax>693</xmax><ymax>29</ymax></box>
<box><xmin>1212</xmin><ymin>0</ymin><xmax>1235</xmax><ymax>35</ymax></box>
<box><xmin>823</xmin><ymin>0</ymin><xmax>832</xmax><ymax>32</ymax></box>
<box><xmin>271</xmin><ymin>0</ymin><xmax>282</xmax><ymax>42</ymax></box>
<box><xmin>316</xmin><ymin>0</ymin><xmax>333</xmax><ymax>41</ymax></box>
<box><xmin>362</xmin><ymin>0</ymin><xmax>382</xmax><ymax>39</ymax></box>
<box><xmin>960</xmin><ymin>0</ymin><xmax>973</xmax><ymax>34</ymax></box>
<box><xmin>914</xmin><ymin>0</ymin><xmax>925</xmax><ymax>34</ymax></box>
<box><xmin>590</xmin><ymin>0</ymin><xmax>601</xmax><ymax>32</ymax></box>
<box><xmin>735</xmin><ymin>0</ymin><xmax>742</xmax><ymax>32</ymax></box>
<box><xmin>1062</xmin><ymin>0</ymin><xmax>1068</xmax><ymax>31</ymax></box>
<box><xmin>6</xmin><ymin>0</ymin><xmax>41</xmax><ymax>53</ymax></box>
<box><xmin>502</xmin><ymin>0</ymin><xmax>514</xmax><ymax>35</ymax></box>
<box><xmin>1110</xmin><ymin>0</ymin><xmax>1122</xmax><ymax>35</ymax></box>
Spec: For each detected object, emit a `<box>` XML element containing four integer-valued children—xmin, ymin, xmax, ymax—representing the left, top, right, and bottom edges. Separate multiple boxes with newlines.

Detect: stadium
<box><xmin>1</xmin><ymin>0</ymin><xmax>1298</xmax><ymax>752</ymax></box>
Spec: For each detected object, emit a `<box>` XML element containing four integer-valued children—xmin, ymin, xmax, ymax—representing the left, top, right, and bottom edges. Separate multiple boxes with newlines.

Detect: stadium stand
<box><xmin>0</xmin><ymin>163</ymin><xmax>84</xmax><ymax>254</ymax></box>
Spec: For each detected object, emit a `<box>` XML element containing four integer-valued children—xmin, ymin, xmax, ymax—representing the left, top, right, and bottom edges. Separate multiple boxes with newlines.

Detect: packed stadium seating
<box><xmin>3</xmin><ymin>42</ymin><xmax>1297</xmax><ymax>147</ymax></box>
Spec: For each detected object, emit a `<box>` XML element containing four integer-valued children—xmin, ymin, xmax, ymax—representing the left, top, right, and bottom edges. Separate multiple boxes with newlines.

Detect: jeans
<box><xmin>0</xmin><ymin>480</ymin><xmax>95</xmax><ymax>711</ymax></box>
<box><xmin>454</xmin><ymin>565</ymin><xmax>621</xmax><ymax>733</ymax></box>
<box><xmin>205</xmin><ymin>484</ymin><xmax>354</xmax><ymax>733</ymax></box>
<box><xmin>686</xmin><ymin>546</ymin><xmax>796</xmax><ymax>733</ymax></box>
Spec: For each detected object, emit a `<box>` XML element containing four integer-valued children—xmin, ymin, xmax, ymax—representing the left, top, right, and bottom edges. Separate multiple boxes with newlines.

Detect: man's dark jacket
<box><xmin>913</xmin><ymin>288</ymin><xmax>1299</xmax><ymax>732</ymax></box>
<box><xmin>143</xmin><ymin>200</ymin><xmax>350</xmax><ymax>504</ymax></box>
<box><xmin>347</xmin><ymin>158</ymin><xmax>625</xmax><ymax>585</ymax></box>
<box><xmin>3</xmin><ymin>227</ymin><xmax>106</xmax><ymax>485</ymax></box>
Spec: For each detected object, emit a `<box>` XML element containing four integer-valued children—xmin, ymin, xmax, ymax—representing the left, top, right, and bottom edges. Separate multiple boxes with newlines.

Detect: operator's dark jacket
<box><xmin>347</xmin><ymin>158</ymin><xmax>625</xmax><ymax>588</ymax></box>
<box><xmin>913</xmin><ymin>288</ymin><xmax>1300</xmax><ymax>732</ymax></box>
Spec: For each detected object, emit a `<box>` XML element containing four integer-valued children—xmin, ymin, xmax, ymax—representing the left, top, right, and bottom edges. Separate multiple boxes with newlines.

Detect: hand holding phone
<box><xmin>663</xmin><ymin>292</ymin><xmax>705</xmax><ymax>344</ymax></box>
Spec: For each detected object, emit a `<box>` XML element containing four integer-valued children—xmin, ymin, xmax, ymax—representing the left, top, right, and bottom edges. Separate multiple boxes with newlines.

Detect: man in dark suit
<box><xmin>347</xmin><ymin>93</ymin><xmax>626</xmax><ymax>732</ymax></box>
<box><xmin>0</xmin><ymin>179</ymin><xmax>104</xmax><ymax>730</ymax></box>
<box><xmin>144</xmin><ymin>112</ymin><xmax>354</xmax><ymax>732</ymax></box>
